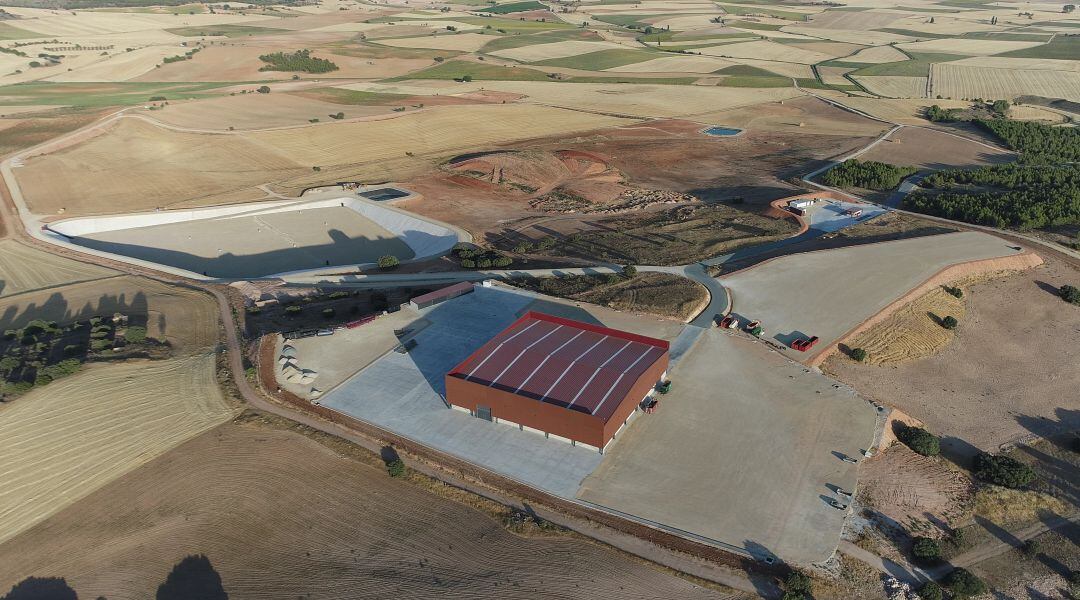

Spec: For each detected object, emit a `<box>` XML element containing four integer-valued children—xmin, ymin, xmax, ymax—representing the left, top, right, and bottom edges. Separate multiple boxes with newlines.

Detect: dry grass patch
<box><xmin>804</xmin><ymin>9</ymin><xmax>904</xmax><ymax>30</ymax></box>
<box><xmin>0</xmin><ymin>241</ymin><xmax>117</xmax><ymax>298</ymax></box>
<box><xmin>973</xmin><ymin>486</ymin><xmax>1070</xmax><ymax>528</ymax></box>
<box><xmin>898</xmin><ymin>38</ymin><xmax>1045</xmax><ymax>56</ymax></box>
<box><xmin>0</xmin><ymin>354</ymin><xmax>233</xmax><ymax>546</ymax></box>
<box><xmin>842</xmin><ymin>282</ymin><xmax>966</xmax><ymax>365</ymax></box>
<box><xmin>46</xmin><ymin>45</ymin><xmax>186</xmax><ymax>83</ymax></box>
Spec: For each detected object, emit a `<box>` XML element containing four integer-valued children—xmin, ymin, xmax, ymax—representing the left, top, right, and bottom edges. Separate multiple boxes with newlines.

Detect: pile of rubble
<box><xmin>277</xmin><ymin>343</ymin><xmax>322</xmax><ymax>399</ymax></box>
<box><xmin>530</xmin><ymin>187</ymin><xmax>697</xmax><ymax>215</ymax></box>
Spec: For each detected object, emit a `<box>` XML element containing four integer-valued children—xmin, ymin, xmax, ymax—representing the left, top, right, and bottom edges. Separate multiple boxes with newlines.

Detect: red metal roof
<box><xmin>409</xmin><ymin>282</ymin><xmax>473</xmax><ymax>305</ymax></box>
<box><xmin>448</xmin><ymin>312</ymin><xmax>669</xmax><ymax>422</ymax></box>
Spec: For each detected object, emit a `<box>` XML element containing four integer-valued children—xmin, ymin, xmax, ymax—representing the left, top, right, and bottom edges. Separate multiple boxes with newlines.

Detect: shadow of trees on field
<box><xmin>156</xmin><ymin>555</ymin><xmax>227</xmax><ymax>600</ymax></box>
<box><xmin>0</xmin><ymin>555</ymin><xmax>227</xmax><ymax>600</ymax></box>
<box><xmin>0</xmin><ymin>291</ymin><xmax>154</xmax><ymax>337</ymax></box>
<box><xmin>0</xmin><ymin>577</ymin><xmax>77</xmax><ymax>600</ymax></box>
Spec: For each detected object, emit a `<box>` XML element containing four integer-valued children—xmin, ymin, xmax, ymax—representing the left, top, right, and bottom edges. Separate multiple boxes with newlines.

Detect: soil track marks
<box><xmin>0</xmin><ymin>240</ymin><xmax>117</xmax><ymax>298</ymax></box>
<box><xmin>0</xmin><ymin>419</ymin><xmax>732</xmax><ymax>600</ymax></box>
<box><xmin>0</xmin><ymin>355</ymin><xmax>232</xmax><ymax>546</ymax></box>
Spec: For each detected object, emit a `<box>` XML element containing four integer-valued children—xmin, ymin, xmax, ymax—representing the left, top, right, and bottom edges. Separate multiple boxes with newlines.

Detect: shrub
<box><xmin>513</xmin><ymin>241</ymin><xmax>532</xmax><ymax>253</ymax></box>
<box><xmin>945</xmin><ymin>568</ymin><xmax>987</xmax><ymax>598</ymax></box>
<box><xmin>920</xmin><ymin>581</ymin><xmax>944</xmax><ymax>600</ymax></box>
<box><xmin>973</xmin><ymin>453</ymin><xmax>1036</xmax><ymax>488</ymax></box>
<box><xmin>256</xmin><ymin>85</ymin><xmax>271</xmax><ymax>94</ymax></box>
<box><xmin>461</xmin><ymin>74</ymin><xmax>473</xmax><ymax>82</ymax></box>
<box><xmin>781</xmin><ymin>571</ymin><xmax>812</xmax><ymax>600</ymax></box>
<box><xmin>912</xmin><ymin>537</ymin><xmax>941</xmax><ymax>562</ymax></box>
<box><xmin>899</xmin><ymin>425</ymin><xmax>940</xmax><ymax>457</ymax></box>
<box><xmin>460</xmin><ymin>258</ymin><xmax>475</xmax><ymax>268</ymax></box>
<box><xmin>1061</xmin><ymin>284</ymin><xmax>1080</xmax><ymax>305</ymax></box>
<box><xmin>125</xmin><ymin>326</ymin><xmax>147</xmax><ymax>343</ymax></box>
<box><xmin>941</xmin><ymin>315</ymin><xmax>958</xmax><ymax>329</ymax></box>
<box><xmin>945</xmin><ymin>285</ymin><xmax>963</xmax><ymax>298</ymax></box>
<box><xmin>377</xmin><ymin>255</ymin><xmax>400</xmax><ymax>270</ymax></box>
<box><xmin>149</xmin><ymin>95</ymin><xmax>167</xmax><ymax>101</ymax></box>
<box><xmin>850</xmin><ymin>347</ymin><xmax>867</xmax><ymax>362</ymax></box>
<box><xmin>623</xmin><ymin>264</ymin><xmax>637</xmax><ymax>278</ymax></box>
<box><xmin>493</xmin><ymin>256</ymin><xmax>512</xmax><ymax>268</ymax></box>
<box><xmin>386</xmin><ymin>458</ymin><xmax>406</xmax><ymax>478</ymax></box>
<box><xmin>1020</xmin><ymin>539</ymin><xmax>1039</xmax><ymax>556</ymax></box>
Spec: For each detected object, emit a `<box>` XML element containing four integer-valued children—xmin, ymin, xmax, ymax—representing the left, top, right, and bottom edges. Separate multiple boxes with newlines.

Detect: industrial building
<box><xmin>445</xmin><ymin>312</ymin><xmax>670</xmax><ymax>452</ymax></box>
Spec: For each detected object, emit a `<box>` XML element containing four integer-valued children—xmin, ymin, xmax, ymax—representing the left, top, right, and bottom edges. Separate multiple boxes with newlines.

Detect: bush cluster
<box><xmin>945</xmin><ymin>568</ymin><xmax>987</xmax><ymax>598</ymax></box>
<box><xmin>258</xmin><ymin>49</ymin><xmax>339</xmax><ymax>73</ymax></box>
<box><xmin>973</xmin><ymin>453</ymin><xmax>1036</xmax><ymax>488</ymax></box>
<box><xmin>941</xmin><ymin>315</ymin><xmax>958</xmax><ymax>330</ymax></box>
<box><xmin>898</xmin><ymin>425</ymin><xmax>941</xmax><ymax>457</ymax></box>
<box><xmin>1061</xmin><ymin>284</ymin><xmax>1080</xmax><ymax>305</ymax></box>
<box><xmin>453</xmin><ymin>244</ymin><xmax>512</xmax><ymax>269</ymax></box>
<box><xmin>911</xmin><ymin>536</ymin><xmax>941</xmax><ymax>562</ymax></box>
<box><xmin>377</xmin><ymin>255</ymin><xmax>400</xmax><ymax>270</ymax></box>
<box><xmin>780</xmin><ymin>571</ymin><xmax>812</xmax><ymax>600</ymax></box>
<box><xmin>849</xmin><ymin>347</ymin><xmax>867</xmax><ymax>362</ymax></box>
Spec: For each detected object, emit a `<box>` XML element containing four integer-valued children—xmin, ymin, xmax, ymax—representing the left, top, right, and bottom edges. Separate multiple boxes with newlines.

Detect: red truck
<box><xmin>791</xmin><ymin>336</ymin><xmax>819</xmax><ymax>352</ymax></box>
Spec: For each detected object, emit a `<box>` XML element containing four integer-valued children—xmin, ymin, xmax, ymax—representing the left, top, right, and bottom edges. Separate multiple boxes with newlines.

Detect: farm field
<box><xmin>376</xmin><ymin>32</ymin><xmax>495</xmax><ymax>52</ymax></box>
<box><xmin>0</xmin><ymin>355</ymin><xmax>233</xmax><ymax>546</ymax></box>
<box><xmin>858</xmin><ymin>126</ymin><xmax>1014</xmax><ymax>169</ymax></box>
<box><xmin>15</xmin><ymin>105</ymin><xmax>629</xmax><ymax>216</ymax></box>
<box><xmin>0</xmin><ymin>418</ymin><xmax>729</xmax><ymax>600</ymax></box>
<box><xmin>825</xmin><ymin>255</ymin><xmax>1080</xmax><ymax>454</ymax></box>
<box><xmin>845</xmin><ymin>45</ymin><xmax>909</xmax><ymax>64</ymax></box>
<box><xmin>931</xmin><ymin>61</ymin><xmax>1080</xmax><ymax>103</ymax></box>
<box><xmin>134</xmin><ymin>92</ymin><xmax>407</xmax><ymax>130</ymax></box>
<box><xmin>852</xmin><ymin>75</ymin><xmax>927</xmax><ymax>98</ymax></box>
<box><xmin>0</xmin><ymin>240</ymin><xmax>117</xmax><ymax>298</ymax></box>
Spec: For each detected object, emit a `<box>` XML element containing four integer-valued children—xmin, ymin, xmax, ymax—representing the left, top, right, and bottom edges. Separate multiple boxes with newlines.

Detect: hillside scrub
<box><xmin>973</xmin><ymin>453</ymin><xmax>1036</xmax><ymax>489</ymax></box>
<box><xmin>823</xmin><ymin>159</ymin><xmax>917</xmax><ymax>191</ymax></box>
<box><xmin>259</xmin><ymin>49</ymin><xmax>339</xmax><ymax>74</ymax></box>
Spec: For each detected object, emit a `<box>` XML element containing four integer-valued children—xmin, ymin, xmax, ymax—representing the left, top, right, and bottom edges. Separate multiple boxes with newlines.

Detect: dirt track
<box><xmin>0</xmin><ymin>419</ymin><xmax>738</xmax><ymax>600</ymax></box>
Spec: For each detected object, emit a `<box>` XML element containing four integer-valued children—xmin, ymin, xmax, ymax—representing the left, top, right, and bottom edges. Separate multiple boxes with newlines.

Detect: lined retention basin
<box><xmin>703</xmin><ymin>126</ymin><xmax>743</xmax><ymax>137</ymax></box>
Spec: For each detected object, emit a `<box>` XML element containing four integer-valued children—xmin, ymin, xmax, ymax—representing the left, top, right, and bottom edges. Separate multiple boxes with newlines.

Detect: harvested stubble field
<box><xmin>0</xmin><ymin>240</ymin><xmax>116</xmax><ymax>298</ymax></box>
<box><xmin>17</xmin><ymin>105</ymin><xmax>627</xmax><ymax>215</ymax></box>
<box><xmin>136</xmin><ymin>92</ymin><xmax>403</xmax><ymax>130</ymax></box>
<box><xmin>931</xmin><ymin>61</ymin><xmax>1080</xmax><ymax>103</ymax></box>
<box><xmin>898</xmin><ymin>38</ymin><xmax>1045</xmax><ymax>56</ymax></box>
<box><xmin>376</xmin><ymin>32</ymin><xmax>496</xmax><ymax>52</ymax></box>
<box><xmin>845</xmin><ymin>45</ymin><xmax>909</xmax><ymax>64</ymax></box>
<box><xmin>0</xmin><ymin>355</ymin><xmax>233</xmax><ymax>546</ymax></box>
<box><xmin>0</xmin><ymin>418</ymin><xmax>733</xmax><ymax>600</ymax></box>
<box><xmin>0</xmin><ymin>275</ymin><xmax>219</xmax><ymax>353</ymax></box>
<box><xmin>605</xmin><ymin>54</ymin><xmax>735</xmax><ymax>73</ymax></box>
<box><xmin>490</xmin><ymin>39</ymin><xmax>625</xmax><ymax>62</ymax></box>
<box><xmin>851</xmin><ymin>75</ymin><xmax>926</xmax><ymax>98</ymax></box>
<box><xmin>698</xmin><ymin>39</ymin><xmax>834</xmax><ymax>64</ymax></box>
<box><xmin>826</xmin><ymin>256</ymin><xmax>1080</xmax><ymax>454</ymax></box>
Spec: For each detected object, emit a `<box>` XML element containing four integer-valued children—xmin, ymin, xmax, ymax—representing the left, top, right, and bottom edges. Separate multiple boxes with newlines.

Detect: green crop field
<box><xmin>166</xmin><ymin>24</ymin><xmax>289</xmax><ymax>37</ymax></box>
<box><xmin>479</xmin><ymin>29</ymin><xmax>600</xmax><ymax>53</ymax></box>
<box><xmin>851</xmin><ymin>52</ymin><xmax>969</xmax><ymax>77</ymax></box>
<box><xmin>1000</xmin><ymin>36</ymin><xmax>1080</xmax><ymax>60</ymax></box>
<box><xmin>388</xmin><ymin>60</ymin><xmax>551</xmax><ymax>81</ymax></box>
<box><xmin>535</xmin><ymin>49</ymin><xmax>655</xmax><ymax>70</ymax></box>
<box><xmin>0</xmin><ymin>22</ymin><xmax>37</xmax><ymax>40</ymax></box>
<box><xmin>478</xmin><ymin>0</ymin><xmax>546</xmax><ymax>14</ymax></box>
<box><xmin>0</xmin><ymin>82</ymin><xmax>237</xmax><ymax>107</ymax></box>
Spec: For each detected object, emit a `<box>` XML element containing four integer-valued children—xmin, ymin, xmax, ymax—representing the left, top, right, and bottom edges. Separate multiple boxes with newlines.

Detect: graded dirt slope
<box><xmin>0</xmin><ymin>419</ymin><xmax>730</xmax><ymax>600</ymax></box>
<box><xmin>0</xmin><ymin>355</ymin><xmax>233</xmax><ymax>546</ymax></box>
<box><xmin>0</xmin><ymin>275</ymin><xmax>219</xmax><ymax>353</ymax></box>
<box><xmin>0</xmin><ymin>240</ymin><xmax>117</xmax><ymax>298</ymax></box>
<box><xmin>826</xmin><ymin>256</ymin><xmax>1080</xmax><ymax>453</ymax></box>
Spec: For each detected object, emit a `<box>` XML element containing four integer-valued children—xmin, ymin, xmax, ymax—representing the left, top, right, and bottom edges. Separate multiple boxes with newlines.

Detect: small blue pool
<box><xmin>703</xmin><ymin>126</ymin><xmax>743</xmax><ymax>137</ymax></box>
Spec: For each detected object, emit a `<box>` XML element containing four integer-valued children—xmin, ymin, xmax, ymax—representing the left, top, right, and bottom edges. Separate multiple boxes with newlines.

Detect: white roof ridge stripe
<box><xmin>567</xmin><ymin>340</ymin><xmax>632</xmax><ymax>409</ymax></box>
<box><xmin>463</xmin><ymin>320</ymin><xmax>541</xmax><ymax>380</ymax></box>
<box><xmin>591</xmin><ymin>345</ymin><xmax>657</xmax><ymax>416</ymax></box>
<box><xmin>513</xmin><ymin>329</ymin><xmax>586</xmax><ymax>394</ymax></box>
<box><xmin>488</xmin><ymin>324</ymin><xmax>564</xmax><ymax>388</ymax></box>
<box><xmin>539</xmin><ymin>336</ymin><xmax>607</xmax><ymax>404</ymax></box>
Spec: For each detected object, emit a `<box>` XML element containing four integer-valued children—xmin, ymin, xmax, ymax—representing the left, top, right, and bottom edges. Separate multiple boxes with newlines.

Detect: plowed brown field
<box><xmin>0</xmin><ymin>419</ymin><xmax>735</xmax><ymax>600</ymax></box>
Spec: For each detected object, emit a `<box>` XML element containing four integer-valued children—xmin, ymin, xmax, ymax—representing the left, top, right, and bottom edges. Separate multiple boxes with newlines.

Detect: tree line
<box><xmin>822</xmin><ymin>159</ymin><xmax>917</xmax><ymax>191</ymax></box>
<box><xmin>905</xmin><ymin>118</ymin><xmax>1080</xmax><ymax>229</ymax></box>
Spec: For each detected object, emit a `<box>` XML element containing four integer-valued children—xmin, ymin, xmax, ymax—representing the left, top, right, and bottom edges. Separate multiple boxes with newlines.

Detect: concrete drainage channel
<box><xmin>42</xmin><ymin>195</ymin><xmax>468</xmax><ymax>280</ymax></box>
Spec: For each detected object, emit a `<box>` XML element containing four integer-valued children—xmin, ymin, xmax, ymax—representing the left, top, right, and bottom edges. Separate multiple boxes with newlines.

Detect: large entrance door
<box><xmin>476</xmin><ymin>405</ymin><xmax>492</xmax><ymax>422</ymax></box>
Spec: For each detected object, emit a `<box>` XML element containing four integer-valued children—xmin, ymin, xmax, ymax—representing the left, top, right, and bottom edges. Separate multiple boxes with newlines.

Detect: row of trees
<box><xmin>258</xmin><ymin>49</ymin><xmax>339</xmax><ymax>74</ymax></box>
<box><xmin>975</xmin><ymin>118</ymin><xmax>1080</xmax><ymax>163</ymax></box>
<box><xmin>822</xmin><ymin>159</ymin><xmax>917</xmax><ymax>191</ymax></box>
<box><xmin>904</xmin><ymin>184</ymin><xmax>1080</xmax><ymax>229</ymax></box>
